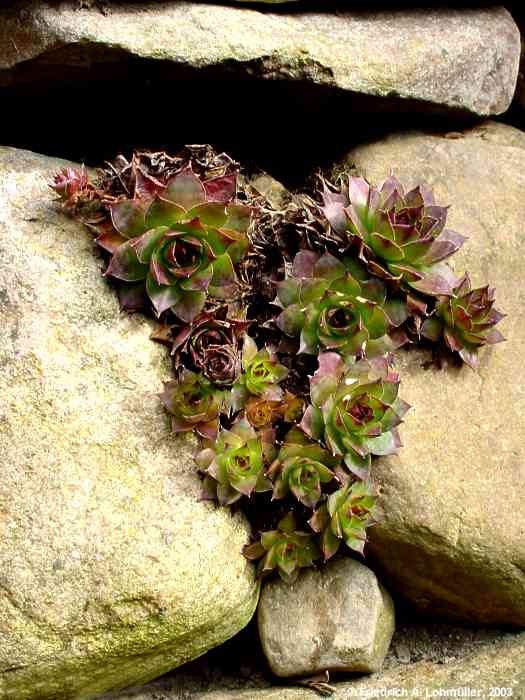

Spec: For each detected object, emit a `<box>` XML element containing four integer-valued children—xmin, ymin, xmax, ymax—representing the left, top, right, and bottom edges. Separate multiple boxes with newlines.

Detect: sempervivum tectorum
<box><xmin>165</xmin><ymin>310</ymin><xmax>249</xmax><ymax>386</ymax></box>
<box><xmin>420</xmin><ymin>273</ymin><xmax>505</xmax><ymax>368</ymax></box>
<box><xmin>267</xmin><ymin>427</ymin><xmax>339</xmax><ymax>509</ymax></box>
<box><xmin>244</xmin><ymin>392</ymin><xmax>304</xmax><ymax>429</ymax></box>
<box><xmin>300</xmin><ymin>352</ymin><xmax>410</xmax><ymax>479</ymax></box>
<box><xmin>197</xmin><ymin>417</ymin><xmax>276</xmax><ymax>505</ymax></box>
<box><xmin>243</xmin><ymin>512</ymin><xmax>320</xmax><ymax>584</ymax></box>
<box><xmin>49</xmin><ymin>166</ymin><xmax>90</xmax><ymax>200</ymax></box>
<box><xmin>321</xmin><ymin>175</ymin><xmax>465</xmax><ymax>296</ymax></box>
<box><xmin>230</xmin><ymin>336</ymin><xmax>289</xmax><ymax>410</ymax></box>
<box><xmin>309</xmin><ymin>480</ymin><xmax>380</xmax><ymax>559</ymax></box>
<box><xmin>275</xmin><ymin>250</ymin><xmax>407</xmax><ymax>358</ymax></box>
<box><xmin>159</xmin><ymin>369</ymin><xmax>225</xmax><ymax>440</ymax></box>
<box><xmin>98</xmin><ymin>167</ymin><xmax>251</xmax><ymax>321</ymax></box>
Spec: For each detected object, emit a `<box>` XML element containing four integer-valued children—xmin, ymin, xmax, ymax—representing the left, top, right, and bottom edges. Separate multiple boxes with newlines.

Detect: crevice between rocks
<box><xmin>0</xmin><ymin>42</ymin><xmax>485</xmax><ymax>188</ymax></box>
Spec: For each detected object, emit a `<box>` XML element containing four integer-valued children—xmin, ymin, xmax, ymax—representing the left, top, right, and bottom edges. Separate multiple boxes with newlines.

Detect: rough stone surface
<box><xmin>257</xmin><ymin>559</ymin><xmax>395</xmax><ymax>678</ymax></box>
<box><xmin>0</xmin><ymin>147</ymin><xmax>259</xmax><ymax>700</ymax></box>
<box><xmin>340</xmin><ymin>121</ymin><xmax>525</xmax><ymax>626</ymax></box>
<box><xmin>103</xmin><ymin>631</ymin><xmax>525</xmax><ymax>699</ymax></box>
<box><xmin>509</xmin><ymin>10</ymin><xmax>525</xmax><ymax>116</ymax></box>
<box><xmin>0</xmin><ymin>3</ymin><xmax>520</xmax><ymax>117</ymax></box>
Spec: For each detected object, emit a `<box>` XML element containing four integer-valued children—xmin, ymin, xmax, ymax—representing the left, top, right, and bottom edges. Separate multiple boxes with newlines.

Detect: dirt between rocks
<box><xmin>101</xmin><ymin>616</ymin><xmax>515</xmax><ymax>700</ymax></box>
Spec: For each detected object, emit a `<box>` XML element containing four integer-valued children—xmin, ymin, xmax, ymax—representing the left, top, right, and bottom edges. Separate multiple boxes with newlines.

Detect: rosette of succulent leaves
<box><xmin>50</xmin><ymin>147</ymin><xmax>505</xmax><ymax>585</ymax></box>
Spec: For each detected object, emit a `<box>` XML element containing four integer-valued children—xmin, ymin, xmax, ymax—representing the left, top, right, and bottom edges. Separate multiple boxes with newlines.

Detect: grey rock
<box><xmin>508</xmin><ymin>10</ymin><xmax>525</xmax><ymax>116</ymax></box>
<box><xmin>257</xmin><ymin>559</ymin><xmax>395</xmax><ymax>677</ymax></box>
<box><xmin>104</xmin><ymin>631</ymin><xmax>525</xmax><ymax>700</ymax></box>
<box><xmin>0</xmin><ymin>3</ymin><xmax>520</xmax><ymax>117</ymax></box>
<box><xmin>340</xmin><ymin>121</ymin><xmax>525</xmax><ymax>626</ymax></box>
<box><xmin>0</xmin><ymin>146</ymin><xmax>259</xmax><ymax>700</ymax></box>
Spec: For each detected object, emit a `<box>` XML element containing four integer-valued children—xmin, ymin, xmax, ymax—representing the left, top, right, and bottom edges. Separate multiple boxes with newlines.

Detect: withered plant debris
<box><xmin>50</xmin><ymin>145</ymin><xmax>505</xmax><ymax>587</ymax></box>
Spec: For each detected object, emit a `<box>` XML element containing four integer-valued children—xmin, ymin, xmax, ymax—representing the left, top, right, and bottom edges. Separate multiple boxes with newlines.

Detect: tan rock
<box><xmin>0</xmin><ymin>4</ymin><xmax>519</xmax><ymax>117</ymax></box>
<box><xmin>257</xmin><ymin>559</ymin><xmax>395</xmax><ymax>677</ymax></box>
<box><xmin>0</xmin><ymin>147</ymin><xmax>258</xmax><ymax>700</ymax></box>
<box><xmin>102</xmin><ymin>631</ymin><xmax>525</xmax><ymax>699</ymax></box>
<box><xmin>339</xmin><ymin>121</ymin><xmax>525</xmax><ymax>625</ymax></box>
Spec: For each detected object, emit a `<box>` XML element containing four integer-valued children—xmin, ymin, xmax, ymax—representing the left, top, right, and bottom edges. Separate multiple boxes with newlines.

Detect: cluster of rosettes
<box><xmin>317</xmin><ymin>174</ymin><xmax>505</xmax><ymax>368</ymax></box>
<box><xmin>50</xmin><ymin>156</ymin><xmax>505</xmax><ymax>585</ymax></box>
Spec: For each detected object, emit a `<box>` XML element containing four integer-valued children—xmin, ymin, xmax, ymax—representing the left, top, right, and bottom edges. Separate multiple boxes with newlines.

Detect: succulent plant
<box><xmin>276</xmin><ymin>250</ymin><xmax>407</xmax><ymax>358</ymax></box>
<box><xmin>197</xmin><ymin>418</ymin><xmax>276</xmax><ymax>505</ymax></box>
<box><xmin>420</xmin><ymin>273</ymin><xmax>505</xmax><ymax>369</ymax></box>
<box><xmin>309</xmin><ymin>480</ymin><xmax>379</xmax><ymax>559</ymax></box>
<box><xmin>300</xmin><ymin>352</ymin><xmax>410</xmax><ymax>478</ymax></box>
<box><xmin>49</xmin><ymin>166</ymin><xmax>90</xmax><ymax>200</ymax></box>
<box><xmin>321</xmin><ymin>175</ymin><xmax>465</xmax><ymax>296</ymax></box>
<box><xmin>245</xmin><ymin>392</ymin><xmax>304</xmax><ymax>429</ymax></box>
<box><xmin>98</xmin><ymin>167</ymin><xmax>251</xmax><ymax>321</ymax></box>
<box><xmin>161</xmin><ymin>311</ymin><xmax>248</xmax><ymax>386</ymax></box>
<box><xmin>231</xmin><ymin>336</ymin><xmax>289</xmax><ymax>410</ymax></box>
<box><xmin>267</xmin><ymin>427</ymin><xmax>339</xmax><ymax>508</ymax></box>
<box><xmin>159</xmin><ymin>370</ymin><xmax>225</xmax><ymax>440</ymax></box>
<box><xmin>243</xmin><ymin>512</ymin><xmax>320</xmax><ymax>583</ymax></box>
<box><xmin>49</xmin><ymin>145</ymin><xmax>508</xmax><ymax>587</ymax></box>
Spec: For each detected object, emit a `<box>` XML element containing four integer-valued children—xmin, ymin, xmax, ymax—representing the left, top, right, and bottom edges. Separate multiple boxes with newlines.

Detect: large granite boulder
<box><xmin>0</xmin><ymin>147</ymin><xmax>259</xmax><ymax>700</ymax></box>
<box><xmin>0</xmin><ymin>3</ymin><xmax>519</xmax><ymax>117</ymax></box>
<box><xmin>337</xmin><ymin>121</ymin><xmax>525</xmax><ymax>625</ymax></box>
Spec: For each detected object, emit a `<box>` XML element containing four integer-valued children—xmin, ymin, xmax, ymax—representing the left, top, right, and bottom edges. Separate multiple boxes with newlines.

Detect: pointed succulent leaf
<box><xmin>313</xmin><ymin>252</ymin><xmax>347</xmax><ymax>281</ymax></box>
<box><xmin>409</xmin><ymin>268</ymin><xmax>456</xmax><ymax>296</ymax></box>
<box><xmin>106</xmin><ymin>240</ymin><xmax>148</xmax><ymax>282</ymax></box>
<box><xmin>145</xmin><ymin>197</ymin><xmax>186</xmax><ymax>229</ymax></box>
<box><xmin>117</xmin><ymin>282</ymin><xmax>148</xmax><ymax>312</ymax></box>
<box><xmin>172</xmin><ymin>290</ymin><xmax>207</xmax><ymax>323</ymax></box>
<box><xmin>420</xmin><ymin>229</ymin><xmax>467</xmax><ymax>265</ymax></box>
<box><xmin>276</xmin><ymin>305</ymin><xmax>305</xmax><ymax>336</ymax></box>
<box><xmin>420</xmin><ymin>316</ymin><xmax>443</xmax><ymax>342</ymax></box>
<box><xmin>204</xmin><ymin>173</ymin><xmax>237</xmax><ymax>203</ymax></box>
<box><xmin>186</xmin><ymin>203</ymin><xmax>228</xmax><ymax>227</ymax></box>
<box><xmin>132</xmin><ymin>226</ymin><xmax>168</xmax><ymax>264</ymax></box>
<box><xmin>276</xmin><ymin>278</ymin><xmax>301</xmax><ymax>307</ymax></box>
<box><xmin>321</xmin><ymin>184</ymin><xmax>349</xmax><ymax>235</ymax></box>
<box><xmin>347</xmin><ymin>177</ymin><xmax>370</xmax><ymax>220</ymax></box>
<box><xmin>110</xmin><ymin>199</ymin><xmax>147</xmax><ymax>238</ymax></box>
<box><xmin>165</xmin><ymin>167</ymin><xmax>206</xmax><ymax>210</ymax></box>
<box><xmin>146</xmin><ymin>274</ymin><xmax>181</xmax><ymax>316</ymax></box>
<box><xmin>95</xmin><ymin>224</ymin><xmax>128</xmax><ymax>254</ymax></box>
<box><xmin>299</xmin><ymin>405</ymin><xmax>325</xmax><ymax>442</ymax></box>
<box><xmin>364</xmin><ymin>429</ymin><xmax>401</xmax><ymax>456</ymax></box>
<box><xmin>210</xmin><ymin>253</ymin><xmax>236</xmax><ymax>289</ymax></box>
<box><xmin>292</xmin><ymin>250</ymin><xmax>319</xmax><ymax>279</ymax></box>
<box><xmin>180</xmin><ymin>264</ymin><xmax>213</xmax><ymax>292</ymax></box>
